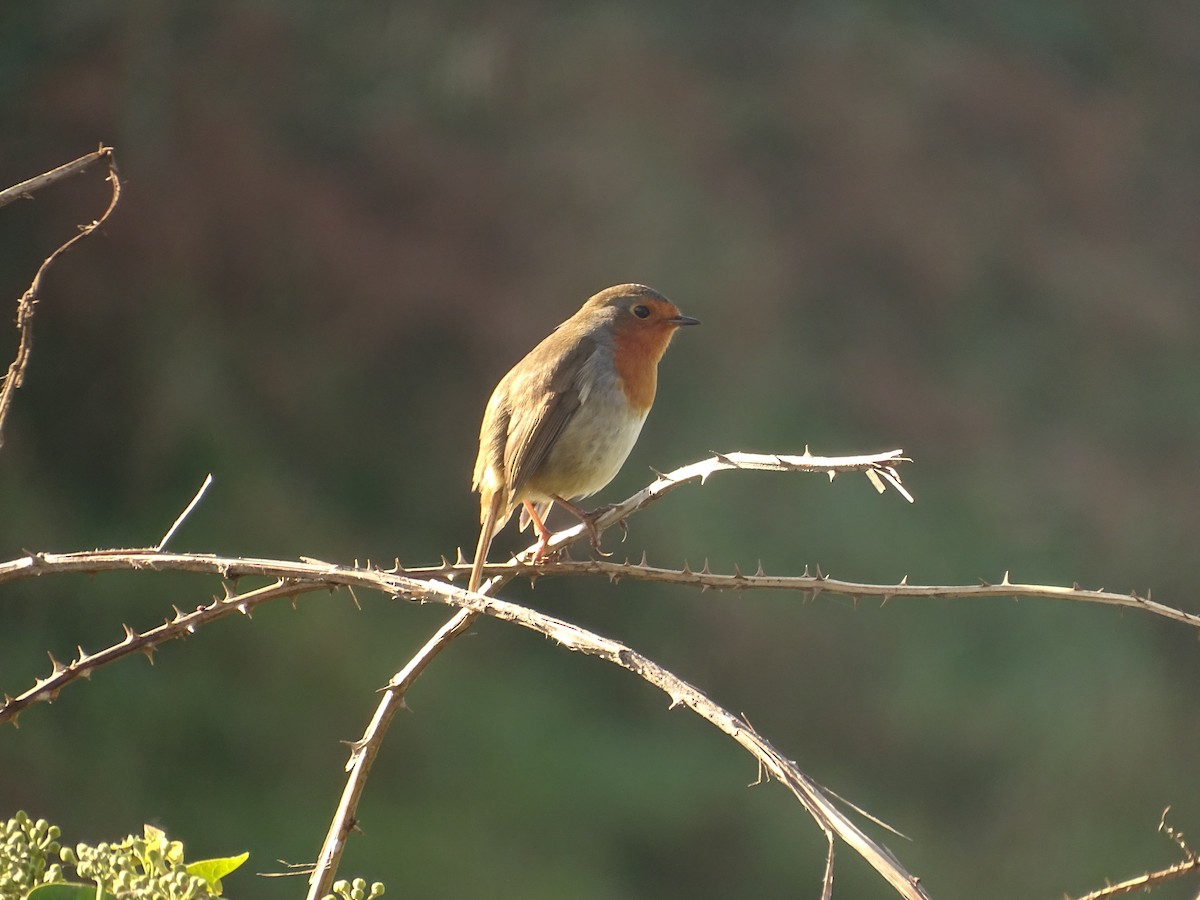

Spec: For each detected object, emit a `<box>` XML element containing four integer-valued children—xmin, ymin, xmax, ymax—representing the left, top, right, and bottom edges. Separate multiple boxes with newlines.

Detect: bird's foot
<box><xmin>570</xmin><ymin>508</ymin><xmax>610</xmax><ymax>557</ymax></box>
<box><xmin>528</xmin><ymin>533</ymin><xmax>556</xmax><ymax>565</ymax></box>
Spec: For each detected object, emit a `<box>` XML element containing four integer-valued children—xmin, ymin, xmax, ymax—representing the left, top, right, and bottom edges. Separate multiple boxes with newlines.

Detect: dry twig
<box><xmin>0</xmin><ymin>145</ymin><xmax>121</xmax><ymax>449</ymax></box>
<box><xmin>0</xmin><ymin>551</ymin><xmax>930</xmax><ymax>900</ymax></box>
<box><xmin>6</xmin><ymin>450</ymin><xmax>1195</xmax><ymax>898</ymax></box>
<box><xmin>304</xmin><ymin>448</ymin><xmax>915</xmax><ymax>898</ymax></box>
<box><xmin>1068</xmin><ymin>809</ymin><xmax>1199</xmax><ymax>899</ymax></box>
<box><xmin>413</xmin><ymin>558</ymin><xmax>1200</xmax><ymax>631</ymax></box>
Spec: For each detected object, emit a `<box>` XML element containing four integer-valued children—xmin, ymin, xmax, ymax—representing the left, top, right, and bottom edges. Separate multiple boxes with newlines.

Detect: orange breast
<box><xmin>612</xmin><ymin>323</ymin><xmax>676</xmax><ymax>413</ymax></box>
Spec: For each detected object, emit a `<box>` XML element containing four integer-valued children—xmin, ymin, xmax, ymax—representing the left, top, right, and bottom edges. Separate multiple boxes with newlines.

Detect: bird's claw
<box><xmin>580</xmin><ymin>506</ymin><xmax>620</xmax><ymax>557</ymax></box>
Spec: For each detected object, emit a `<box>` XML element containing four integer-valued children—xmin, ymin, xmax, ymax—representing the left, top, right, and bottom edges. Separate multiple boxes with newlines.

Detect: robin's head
<box><xmin>580</xmin><ymin>284</ymin><xmax>699</xmax><ymax>411</ymax></box>
<box><xmin>584</xmin><ymin>283</ymin><xmax>700</xmax><ymax>343</ymax></box>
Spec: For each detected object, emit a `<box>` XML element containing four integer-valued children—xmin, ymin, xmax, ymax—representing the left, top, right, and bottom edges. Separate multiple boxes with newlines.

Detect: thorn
<box><xmin>681</xmin><ymin>560</ymin><xmax>692</xmax><ymax>576</ymax></box>
<box><xmin>881</xmin><ymin>469</ymin><xmax>915</xmax><ymax>503</ymax></box>
<box><xmin>827</xmin><ymin>470</ymin><xmax>836</xmax><ymax>483</ymax></box>
<box><xmin>1146</xmin><ymin>588</ymin><xmax>1152</xmax><ymax>602</ymax></box>
<box><xmin>865</xmin><ymin>468</ymin><xmax>885</xmax><ymax>494</ymax></box>
<box><xmin>47</xmin><ymin>653</ymin><xmax>65</xmax><ymax>676</ymax></box>
<box><xmin>638</xmin><ymin>550</ymin><xmax>649</xmax><ymax>567</ymax></box>
<box><xmin>123</xmin><ymin>624</ymin><xmax>137</xmax><ymax>642</ymax></box>
<box><xmin>455</xmin><ymin>547</ymin><xmax>467</xmax><ymax>565</ymax></box>
<box><xmin>1072</xmin><ymin>582</ymin><xmax>1081</xmax><ymax>590</ymax></box>
<box><xmin>711</xmin><ymin>451</ymin><xmax>734</xmax><ymax>466</ymax></box>
<box><xmin>733</xmin><ymin>562</ymin><xmax>744</xmax><ymax>579</ymax></box>
<box><xmin>141</xmin><ymin>646</ymin><xmax>156</xmax><ymax>664</ymax></box>
<box><xmin>237</xmin><ymin>602</ymin><xmax>250</xmax><ymax>616</ymax></box>
<box><xmin>700</xmin><ymin>558</ymin><xmax>712</xmax><ymax>575</ymax></box>
<box><xmin>814</xmin><ymin>564</ymin><xmax>826</xmax><ymax>581</ymax></box>
<box><xmin>171</xmin><ymin>605</ymin><xmax>185</xmax><ymax>623</ymax></box>
<box><xmin>881</xmin><ymin>593</ymin><xmax>893</xmax><ymax>606</ymax></box>
<box><xmin>440</xmin><ymin>554</ymin><xmax>450</xmax><ymax>568</ymax></box>
<box><xmin>1001</xmin><ymin>570</ymin><xmax>1011</xmax><ymax>586</ymax></box>
<box><xmin>802</xmin><ymin>564</ymin><xmax>810</xmax><ymax>577</ymax></box>
<box><xmin>802</xmin><ymin>444</ymin><xmax>812</xmax><ymax>457</ymax></box>
<box><xmin>978</xmin><ymin>578</ymin><xmax>991</xmax><ymax>587</ymax></box>
<box><xmin>755</xmin><ymin>560</ymin><xmax>765</xmax><ymax>577</ymax></box>
<box><xmin>75</xmin><ymin>646</ymin><xmax>86</xmax><ymax>663</ymax></box>
<box><xmin>898</xmin><ymin>574</ymin><xmax>909</xmax><ymax>586</ymax></box>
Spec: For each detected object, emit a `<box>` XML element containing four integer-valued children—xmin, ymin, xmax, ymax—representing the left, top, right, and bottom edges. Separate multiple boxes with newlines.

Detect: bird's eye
<box><xmin>632</xmin><ymin>304</ymin><xmax>651</xmax><ymax>319</ymax></box>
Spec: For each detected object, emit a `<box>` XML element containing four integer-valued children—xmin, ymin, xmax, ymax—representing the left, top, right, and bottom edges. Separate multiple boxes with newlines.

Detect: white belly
<box><xmin>527</xmin><ymin>385</ymin><xmax>648</xmax><ymax>501</ymax></box>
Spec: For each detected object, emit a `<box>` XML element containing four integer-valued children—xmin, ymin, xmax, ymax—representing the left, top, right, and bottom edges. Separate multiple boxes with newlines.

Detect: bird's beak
<box><xmin>670</xmin><ymin>314</ymin><xmax>701</xmax><ymax>327</ymax></box>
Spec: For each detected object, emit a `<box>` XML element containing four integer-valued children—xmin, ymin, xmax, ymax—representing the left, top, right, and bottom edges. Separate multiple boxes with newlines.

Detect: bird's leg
<box><xmin>552</xmin><ymin>495</ymin><xmax>614</xmax><ymax>557</ymax></box>
<box><xmin>522</xmin><ymin>500</ymin><xmax>555</xmax><ymax>563</ymax></box>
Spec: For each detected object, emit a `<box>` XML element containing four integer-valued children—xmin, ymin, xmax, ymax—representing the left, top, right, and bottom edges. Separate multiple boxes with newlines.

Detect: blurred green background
<box><xmin>2</xmin><ymin>2</ymin><xmax>1199</xmax><ymax>898</ymax></box>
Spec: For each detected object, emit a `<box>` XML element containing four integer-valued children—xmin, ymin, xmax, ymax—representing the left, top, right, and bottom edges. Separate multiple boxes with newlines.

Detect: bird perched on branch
<box><xmin>469</xmin><ymin>284</ymin><xmax>699</xmax><ymax>592</ymax></box>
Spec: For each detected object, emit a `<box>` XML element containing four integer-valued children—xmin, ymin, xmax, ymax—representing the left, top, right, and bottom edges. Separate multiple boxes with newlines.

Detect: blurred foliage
<box><xmin>2</xmin><ymin>1</ymin><xmax>1199</xmax><ymax>898</ymax></box>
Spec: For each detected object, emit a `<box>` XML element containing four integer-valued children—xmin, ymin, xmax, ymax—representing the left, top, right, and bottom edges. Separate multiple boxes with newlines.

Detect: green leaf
<box><xmin>27</xmin><ymin>883</ymin><xmax>118</xmax><ymax>900</ymax></box>
<box><xmin>186</xmin><ymin>851</ymin><xmax>249</xmax><ymax>893</ymax></box>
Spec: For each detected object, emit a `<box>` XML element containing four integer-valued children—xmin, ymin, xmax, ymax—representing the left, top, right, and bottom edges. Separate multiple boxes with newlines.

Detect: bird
<box><xmin>468</xmin><ymin>284</ymin><xmax>699</xmax><ymax>592</ymax></box>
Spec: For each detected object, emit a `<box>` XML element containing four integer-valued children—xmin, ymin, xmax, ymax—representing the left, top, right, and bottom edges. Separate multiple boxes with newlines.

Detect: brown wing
<box><xmin>502</xmin><ymin>333</ymin><xmax>596</xmax><ymax>503</ymax></box>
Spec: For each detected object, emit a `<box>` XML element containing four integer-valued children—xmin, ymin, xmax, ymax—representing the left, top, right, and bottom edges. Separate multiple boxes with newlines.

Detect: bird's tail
<box><xmin>469</xmin><ymin>490</ymin><xmax>506</xmax><ymax>593</ymax></box>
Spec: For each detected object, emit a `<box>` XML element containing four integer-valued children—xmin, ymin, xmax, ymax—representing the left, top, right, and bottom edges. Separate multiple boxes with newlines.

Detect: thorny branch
<box><xmin>306</xmin><ymin>448</ymin><xmax>915</xmax><ymax>899</ymax></box>
<box><xmin>0</xmin><ymin>145</ymin><xmax>121</xmax><ymax>449</ymax></box>
<box><xmin>1</xmin><ymin>553</ymin><xmax>932</xmax><ymax>900</ymax></box>
<box><xmin>2</xmin><ymin>450</ymin><xmax>922</xmax><ymax>899</ymax></box>
<box><xmin>3</xmin><ymin>450</ymin><xmax>1196</xmax><ymax>898</ymax></box>
<box><xmin>404</xmin><ymin>557</ymin><xmax>1200</xmax><ymax>631</ymax></box>
<box><xmin>528</xmin><ymin>448</ymin><xmax>913</xmax><ymax>561</ymax></box>
<box><xmin>305</xmin><ymin>605</ymin><xmax>477</xmax><ymax>900</ymax></box>
<box><xmin>1068</xmin><ymin>809</ymin><xmax>1199</xmax><ymax>900</ymax></box>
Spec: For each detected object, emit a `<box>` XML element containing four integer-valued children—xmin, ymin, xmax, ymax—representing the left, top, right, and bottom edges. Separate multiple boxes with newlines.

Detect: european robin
<box><xmin>469</xmin><ymin>284</ymin><xmax>699</xmax><ymax>591</ymax></box>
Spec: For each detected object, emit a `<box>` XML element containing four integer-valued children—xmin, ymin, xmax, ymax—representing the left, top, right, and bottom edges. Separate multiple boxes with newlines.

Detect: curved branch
<box><xmin>305</xmin><ymin>607</ymin><xmax>475</xmax><ymax>900</ymax></box>
<box><xmin>535</xmin><ymin>448</ymin><xmax>912</xmax><ymax>558</ymax></box>
<box><xmin>4</xmin><ymin>538</ymin><xmax>1196</xmax><ymax>725</ymax></box>
<box><xmin>0</xmin><ymin>145</ymin><xmax>121</xmax><ymax>449</ymax></box>
<box><xmin>0</xmin><ymin>550</ymin><xmax>929</xmax><ymax>899</ymax></box>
